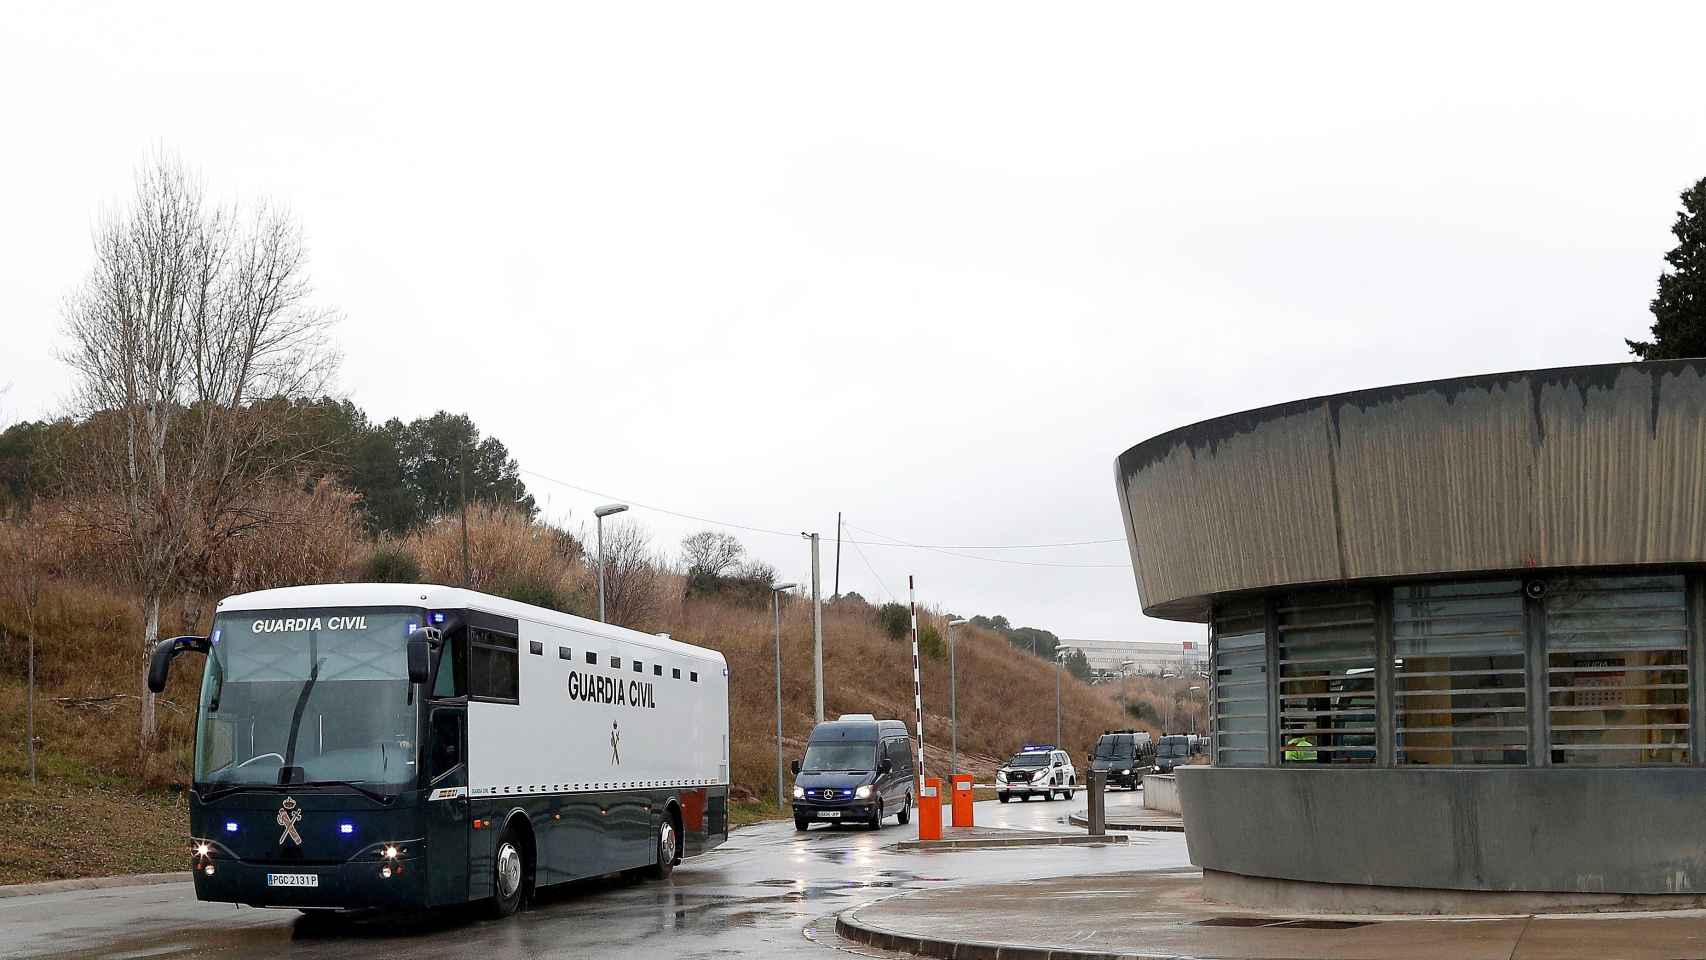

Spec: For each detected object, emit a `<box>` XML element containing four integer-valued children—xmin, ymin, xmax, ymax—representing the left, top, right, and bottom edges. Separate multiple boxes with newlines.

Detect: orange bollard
<box><xmin>951</xmin><ymin>774</ymin><xmax>974</xmax><ymax>828</ymax></box>
<box><xmin>917</xmin><ymin>777</ymin><xmax>942</xmax><ymax>840</ymax></box>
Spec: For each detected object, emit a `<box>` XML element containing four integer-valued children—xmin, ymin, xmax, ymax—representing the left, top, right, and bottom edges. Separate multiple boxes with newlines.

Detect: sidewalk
<box><xmin>0</xmin><ymin>873</ymin><xmax>185</xmax><ymax>899</ymax></box>
<box><xmin>837</xmin><ymin>868</ymin><xmax>1706</xmax><ymax>960</ymax></box>
<box><xmin>1066</xmin><ymin>809</ymin><xmax>1184</xmax><ymax>833</ymax></box>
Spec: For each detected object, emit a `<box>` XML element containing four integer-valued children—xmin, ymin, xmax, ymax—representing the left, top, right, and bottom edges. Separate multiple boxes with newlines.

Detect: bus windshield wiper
<box><xmin>197</xmin><ymin>780</ymin><xmax>393</xmax><ymax>804</ymax></box>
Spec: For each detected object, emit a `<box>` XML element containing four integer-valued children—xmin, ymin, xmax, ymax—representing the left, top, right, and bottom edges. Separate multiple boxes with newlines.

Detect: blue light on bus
<box><xmin>225</xmin><ymin>821</ymin><xmax>238</xmax><ymax>833</ymax></box>
<box><xmin>432</xmin><ymin>612</ymin><xmax>446</xmax><ymax>624</ymax></box>
<box><xmin>211</xmin><ymin>628</ymin><xmax>222</xmax><ymax>646</ymax></box>
<box><xmin>340</xmin><ymin>823</ymin><xmax>355</xmax><ymax>835</ymax></box>
<box><xmin>407</xmin><ymin>623</ymin><xmax>418</xmax><ymax>635</ymax></box>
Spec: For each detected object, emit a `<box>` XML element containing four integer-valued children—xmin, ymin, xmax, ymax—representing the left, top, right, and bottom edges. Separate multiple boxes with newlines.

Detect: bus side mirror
<box><xmin>790</xmin><ymin>759</ymin><xmax>802</xmax><ymax>775</ymax></box>
<box><xmin>407</xmin><ymin>638</ymin><xmax>432</xmax><ymax>685</ymax></box>
<box><xmin>147</xmin><ymin>635</ymin><xmax>209</xmax><ymax>694</ymax></box>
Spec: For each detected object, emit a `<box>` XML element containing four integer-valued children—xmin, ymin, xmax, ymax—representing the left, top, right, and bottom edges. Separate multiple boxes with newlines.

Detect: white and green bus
<box><xmin>148</xmin><ymin>583</ymin><xmax>730</xmax><ymax>917</ymax></box>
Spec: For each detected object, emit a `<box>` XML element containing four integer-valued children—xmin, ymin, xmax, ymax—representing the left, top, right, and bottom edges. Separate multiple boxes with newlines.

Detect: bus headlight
<box><xmin>383</xmin><ymin>845</ymin><xmax>400</xmax><ymax>860</ymax></box>
<box><xmin>193</xmin><ymin>842</ymin><xmax>212</xmax><ymax>859</ymax></box>
<box><xmin>792</xmin><ymin>785</ymin><xmax>804</xmax><ymax>799</ymax></box>
<box><xmin>855</xmin><ymin>785</ymin><xmax>873</xmax><ymax>800</ymax></box>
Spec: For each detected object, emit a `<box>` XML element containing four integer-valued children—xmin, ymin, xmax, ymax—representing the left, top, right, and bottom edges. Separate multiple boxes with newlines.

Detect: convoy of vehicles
<box><xmin>1087</xmin><ymin>730</ymin><xmax>1155</xmax><ymax>788</ymax></box>
<box><xmin>147</xmin><ymin>583</ymin><xmax>730</xmax><ymax>918</ymax></box>
<box><xmin>789</xmin><ymin>715</ymin><xmax>916</xmax><ymax>830</ymax></box>
<box><xmin>995</xmin><ymin>745</ymin><xmax>1076</xmax><ymax>802</ymax></box>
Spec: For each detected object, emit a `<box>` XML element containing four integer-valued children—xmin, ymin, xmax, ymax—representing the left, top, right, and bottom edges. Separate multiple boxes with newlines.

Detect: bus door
<box><xmin>425</xmin><ymin>706</ymin><xmax>470</xmax><ymax>905</ymax></box>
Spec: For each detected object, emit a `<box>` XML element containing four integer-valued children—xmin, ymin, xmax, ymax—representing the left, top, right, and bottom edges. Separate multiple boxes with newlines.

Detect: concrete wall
<box><xmin>1179</xmin><ymin>767</ymin><xmax>1706</xmax><ymax>895</ymax></box>
<box><xmin>1115</xmin><ymin>360</ymin><xmax>1706</xmax><ymax>622</ymax></box>
<box><xmin>1141</xmin><ymin>774</ymin><xmax>1180</xmax><ymax>814</ymax></box>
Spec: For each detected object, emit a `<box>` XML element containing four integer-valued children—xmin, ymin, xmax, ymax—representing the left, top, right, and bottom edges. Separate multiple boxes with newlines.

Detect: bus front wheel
<box><xmin>487</xmin><ymin>826</ymin><xmax>527</xmax><ymax>918</ymax></box>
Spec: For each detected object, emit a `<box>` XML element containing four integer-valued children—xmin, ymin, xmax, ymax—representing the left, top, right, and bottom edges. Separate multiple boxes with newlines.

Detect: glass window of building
<box><xmin>1278</xmin><ymin>588</ymin><xmax>1376</xmax><ymax>764</ymax></box>
<box><xmin>1545</xmin><ymin>574</ymin><xmax>1689</xmax><ymax>765</ymax></box>
<box><xmin>1392</xmin><ymin>580</ymin><xmax>1526</xmax><ymax>765</ymax></box>
<box><xmin>1210</xmin><ymin>598</ymin><xmax>1268</xmax><ymax>766</ymax></box>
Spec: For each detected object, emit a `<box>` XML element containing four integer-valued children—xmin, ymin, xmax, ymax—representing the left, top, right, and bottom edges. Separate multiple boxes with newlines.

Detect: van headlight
<box><xmin>792</xmin><ymin>785</ymin><xmax>805</xmax><ymax>799</ymax></box>
<box><xmin>1120</xmin><ymin>769</ymin><xmax>1131</xmax><ymax>775</ymax></box>
<box><xmin>855</xmin><ymin>785</ymin><xmax>873</xmax><ymax>800</ymax></box>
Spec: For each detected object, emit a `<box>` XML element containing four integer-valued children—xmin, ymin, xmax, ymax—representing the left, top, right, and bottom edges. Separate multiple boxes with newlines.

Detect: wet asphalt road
<box><xmin>2</xmin><ymin>789</ymin><xmax>1188</xmax><ymax>959</ymax></box>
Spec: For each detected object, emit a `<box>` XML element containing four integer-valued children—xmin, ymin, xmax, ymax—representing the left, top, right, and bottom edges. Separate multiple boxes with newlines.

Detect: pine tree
<box><xmin>1629</xmin><ymin>177</ymin><xmax>1706</xmax><ymax>360</ymax></box>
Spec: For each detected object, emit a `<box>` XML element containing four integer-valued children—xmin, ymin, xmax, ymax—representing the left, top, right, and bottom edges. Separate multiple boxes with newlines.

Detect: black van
<box><xmin>1088</xmin><ymin>730</ymin><xmax>1155</xmax><ymax>789</ymax></box>
<box><xmin>1155</xmin><ymin>734</ymin><xmax>1192</xmax><ymax>773</ymax></box>
<box><xmin>789</xmin><ymin>715</ymin><xmax>916</xmax><ymax>831</ymax></box>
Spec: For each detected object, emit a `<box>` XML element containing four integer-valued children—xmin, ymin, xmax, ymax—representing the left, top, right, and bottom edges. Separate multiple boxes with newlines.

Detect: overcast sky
<box><xmin>3</xmin><ymin>3</ymin><xmax>1702</xmax><ymax>645</ymax></box>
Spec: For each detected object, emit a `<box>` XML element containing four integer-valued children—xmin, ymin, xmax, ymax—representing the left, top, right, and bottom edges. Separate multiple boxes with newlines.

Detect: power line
<box><xmin>518</xmin><ymin>466</ymin><xmax>1130</xmax><ymax>569</ymax></box>
<box><xmin>846</xmin><ymin>533</ymin><xmax>900</xmax><ymax>603</ymax></box>
<box><xmin>845</xmin><ymin>521</ymin><xmax>1130</xmax><ymax>569</ymax></box>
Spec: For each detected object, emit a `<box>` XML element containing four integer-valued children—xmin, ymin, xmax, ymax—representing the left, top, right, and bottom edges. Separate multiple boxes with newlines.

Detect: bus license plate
<box><xmin>818</xmin><ymin>811</ymin><xmax>841</xmax><ymax>819</ymax></box>
<box><xmin>267</xmin><ymin>873</ymin><xmax>319</xmax><ymax>888</ymax></box>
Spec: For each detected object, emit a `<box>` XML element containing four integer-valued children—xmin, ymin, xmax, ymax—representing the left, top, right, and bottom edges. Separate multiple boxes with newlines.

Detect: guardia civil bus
<box><xmin>147</xmin><ymin>583</ymin><xmax>730</xmax><ymax>917</ymax></box>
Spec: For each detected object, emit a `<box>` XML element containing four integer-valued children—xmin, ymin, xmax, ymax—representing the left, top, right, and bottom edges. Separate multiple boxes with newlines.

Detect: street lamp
<box><xmin>1187</xmin><ymin>685</ymin><xmax>1203</xmax><ymax>736</ymax></box>
<box><xmin>771</xmin><ymin>582</ymin><xmax>799</xmax><ymax>807</ymax></box>
<box><xmin>593</xmin><ymin>503</ymin><xmax>629</xmax><ymax>622</ymax></box>
<box><xmin>947</xmin><ymin>618</ymin><xmax>967</xmax><ymax>775</ymax></box>
<box><xmin>1055</xmin><ymin>648</ymin><xmax>1071</xmax><ymax>747</ymax></box>
<box><xmin>1118</xmin><ymin>659</ymin><xmax>1135</xmax><ymax>719</ymax></box>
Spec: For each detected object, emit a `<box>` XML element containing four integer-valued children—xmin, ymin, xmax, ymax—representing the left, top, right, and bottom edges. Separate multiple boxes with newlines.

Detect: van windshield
<box><xmin>1094</xmin><ymin>738</ymin><xmax>1134</xmax><ymax>759</ymax></box>
<box><xmin>1158</xmin><ymin>736</ymin><xmax>1189</xmax><ymax>757</ymax></box>
<box><xmin>801</xmin><ymin>741</ymin><xmax>877</xmax><ymax>772</ymax></box>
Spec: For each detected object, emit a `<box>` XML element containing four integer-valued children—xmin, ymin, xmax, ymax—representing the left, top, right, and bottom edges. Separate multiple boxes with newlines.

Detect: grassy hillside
<box><xmin>0</xmin><ymin>572</ymin><xmax>1152</xmax><ymax>883</ymax></box>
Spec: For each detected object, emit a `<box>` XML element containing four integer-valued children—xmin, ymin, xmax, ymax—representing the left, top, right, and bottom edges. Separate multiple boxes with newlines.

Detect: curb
<box><xmin>1066</xmin><ymin>813</ymin><xmax>1184</xmax><ymax>834</ymax></box>
<box><xmin>0</xmin><ymin>873</ymin><xmax>187</xmax><ymax>899</ymax></box>
<box><xmin>894</xmin><ymin>834</ymin><xmax>1129</xmax><ymax>851</ymax></box>
<box><xmin>835</xmin><ymin>897</ymin><xmax>1179</xmax><ymax>960</ymax></box>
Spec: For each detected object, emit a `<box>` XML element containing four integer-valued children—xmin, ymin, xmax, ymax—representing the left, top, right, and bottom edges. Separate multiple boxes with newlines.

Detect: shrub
<box><xmin>918</xmin><ymin>623</ymin><xmax>945</xmax><ymax>660</ymax></box>
<box><xmin>878</xmin><ymin>602</ymin><xmax>910</xmax><ymax>640</ymax></box>
<box><xmin>361</xmin><ymin>543</ymin><xmax>422</xmax><ymax>583</ymax></box>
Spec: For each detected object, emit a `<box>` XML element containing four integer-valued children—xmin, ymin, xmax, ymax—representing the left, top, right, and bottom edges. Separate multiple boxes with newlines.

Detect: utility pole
<box><xmin>910</xmin><ymin>575</ymin><xmax>924</xmax><ymax>779</ymax></box>
<box><xmin>458</xmin><ymin>453</ymin><xmax>471</xmax><ymax>587</ymax></box>
<box><xmin>804</xmin><ymin>532</ymin><xmax>824</xmax><ymax>723</ymax></box>
<box><xmin>833</xmin><ymin>512</ymin><xmax>842</xmax><ymax>599</ymax></box>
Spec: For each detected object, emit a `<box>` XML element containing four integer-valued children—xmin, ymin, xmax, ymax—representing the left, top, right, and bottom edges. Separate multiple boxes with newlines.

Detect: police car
<box><xmin>995</xmin><ymin>745</ymin><xmax>1076</xmax><ymax>802</ymax></box>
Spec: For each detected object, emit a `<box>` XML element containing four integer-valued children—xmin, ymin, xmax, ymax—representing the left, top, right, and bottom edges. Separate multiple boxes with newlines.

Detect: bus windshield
<box><xmin>194</xmin><ymin>607</ymin><xmax>425</xmax><ymax>792</ymax></box>
<box><xmin>801</xmin><ymin>741</ymin><xmax>877</xmax><ymax>772</ymax></box>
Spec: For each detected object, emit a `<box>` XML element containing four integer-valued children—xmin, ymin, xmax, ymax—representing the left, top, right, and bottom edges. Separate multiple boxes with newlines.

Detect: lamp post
<box><xmin>947</xmin><ymin>618</ymin><xmax>967</xmax><ymax>775</ymax></box>
<box><xmin>1188</xmin><ymin>685</ymin><xmax>1202</xmax><ymax>736</ymax></box>
<box><xmin>594</xmin><ymin>503</ymin><xmax>629</xmax><ymax>622</ymax></box>
<box><xmin>1055</xmin><ymin>648</ymin><xmax>1071</xmax><ymax>747</ymax></box>
<box><xmin>771</xmin><ymin>582</ymin><xmax>799</xmax><ymax>807</ymax></box>
<box><xmin>1119</xmin><ymin>658</ymin><xmax>1135</xmax><ymax>719</ymax></box>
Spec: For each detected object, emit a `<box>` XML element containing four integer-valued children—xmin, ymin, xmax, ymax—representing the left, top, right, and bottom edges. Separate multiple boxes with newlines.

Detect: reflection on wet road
<box><xmin>4</xmin><ymin>790</ymin><xmax>1186</xmax><ymax>959</ymax></box>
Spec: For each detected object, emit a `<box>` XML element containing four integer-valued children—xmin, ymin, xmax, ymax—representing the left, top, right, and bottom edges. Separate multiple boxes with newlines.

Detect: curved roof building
<box><xmin>1115</xmin><ymin>360</ymin><xmax>1706</xmax><ymax>903</ymax></box>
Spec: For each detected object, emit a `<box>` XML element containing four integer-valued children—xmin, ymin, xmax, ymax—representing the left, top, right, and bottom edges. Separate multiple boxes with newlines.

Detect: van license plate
<box><xmin>267</xmin><ymin>873</ymin><xmax>319</xmax><ymax>888</ymax></box>
<box><xmin>818</xmin><ymin>811</ymin><xmax>841</xmax><ymax>819</ymax></box>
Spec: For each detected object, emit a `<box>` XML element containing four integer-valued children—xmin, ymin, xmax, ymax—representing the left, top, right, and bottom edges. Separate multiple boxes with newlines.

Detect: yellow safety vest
<box><xmin>1284</xmin><ymin>737</ymin><xmax>1317</xmax><ymax>762</ymax></box>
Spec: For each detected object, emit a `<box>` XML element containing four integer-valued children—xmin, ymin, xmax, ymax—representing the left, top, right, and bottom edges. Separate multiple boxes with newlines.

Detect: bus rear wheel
<box><xmin>487</xmin><ymin>826</ymin><xmax>527</xmax><ymax>919</ymax></box>
<box><xmin>649</xmin><ymin>813</ymin><xmax>678</xmax><ymax>881</ymax></box>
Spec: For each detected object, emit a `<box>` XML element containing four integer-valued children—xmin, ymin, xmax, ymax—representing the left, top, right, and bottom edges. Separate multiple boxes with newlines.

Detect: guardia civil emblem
<box><xmin>276</xmin><ymin>797</ymin><xmax>304</xmax><ymax>846</ymax></box>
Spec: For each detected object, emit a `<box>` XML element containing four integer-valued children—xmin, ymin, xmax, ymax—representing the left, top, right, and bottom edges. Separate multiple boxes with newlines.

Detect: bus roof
<box><xmin>216</xmin><ymin>583</ymin><xmax>726</xmax><ymax>666</ymax></box>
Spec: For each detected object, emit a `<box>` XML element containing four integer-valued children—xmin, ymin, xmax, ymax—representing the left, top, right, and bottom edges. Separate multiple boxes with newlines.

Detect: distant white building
<box><xmin>1060</xmin><ymin>638</ymin><xmax>1207</xmax><ymax>679</ymax></box>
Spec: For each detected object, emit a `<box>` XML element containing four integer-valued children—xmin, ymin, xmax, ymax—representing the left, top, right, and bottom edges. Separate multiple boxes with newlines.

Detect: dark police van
<box><xmin>790</xmin><ymin>715</ymin><xmax>915</xmax><ymax>831</ymax></box>
<box><xmin>1088</xmin><ymin>729</ymin><xmax>1155</xmax><ymax>789</ymax></box>
<box><xmin>1155</xmin><ymin>734</ymin><xmax>1192</xmax><ymax>774</ymax></box>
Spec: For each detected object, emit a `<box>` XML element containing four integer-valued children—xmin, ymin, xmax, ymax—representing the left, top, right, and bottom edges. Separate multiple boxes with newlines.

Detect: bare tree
<box><xmin>60</xmin><ymin>156</ymin><xmax>339</xmax><ymax>746</ymax></box>
<box><xmin>1</xmin><ymin>386</ymin><xmax>41</xmax><ymax>784</ymax></box>
<box><xmin>601</xmin><ymin>520</ymin><xmax>666</xmax><ymax>630</ymax></box>
<box><xmin>680</xmin><ymin>529</ymin><xmax>744</xmax><ymax>578</ymax></box>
